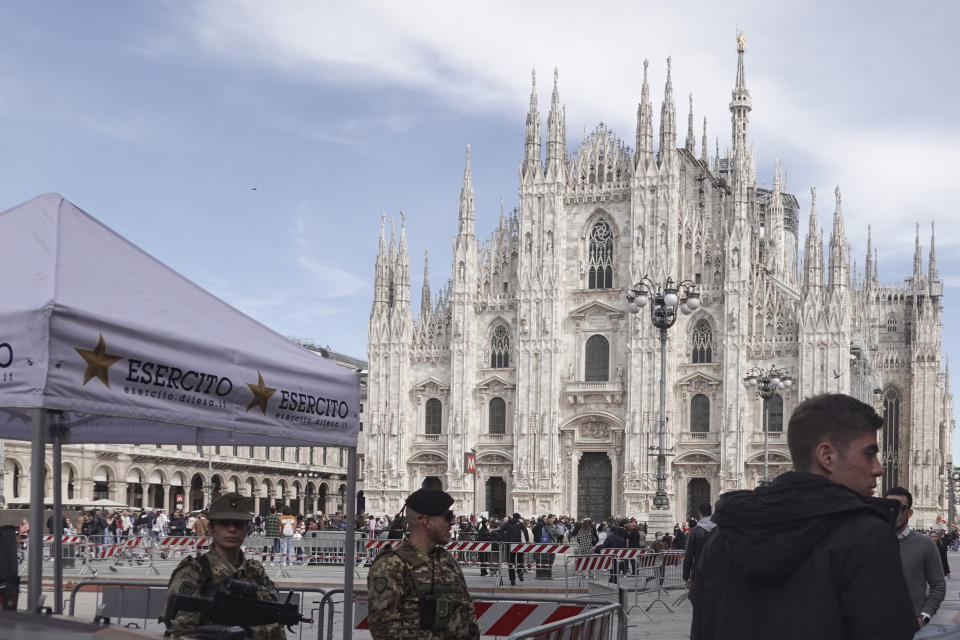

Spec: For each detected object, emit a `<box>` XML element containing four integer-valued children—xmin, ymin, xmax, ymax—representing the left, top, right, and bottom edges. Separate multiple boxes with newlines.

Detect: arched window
<box><xmin>887</xmin><ymin>313</ymin><xmax>897</xmax><ymax>333</ymax></box>
<box><xmin>690</xmin><ymin>394</ymin><xmax>710</xmax><ymax>432</ymax></box>
<box><xmin>692</xmin><ymin>320</ymin><xmax>713</xmax><ymax>363</ymax></box>
<box><xmin>585</xmin><ymin>335</ymin><xmax>610</xmax><ymax>382</ymax></box>
<box><xmin>425</xmin><ymin>398</ymin><xmax>442</xmax><ymax>435</ymax></box>
<box><xmin>490</xmin><ymin>325</ymin><xmax>510</xmax><ymax>368</ymax></box>
<box><xmin>489</xmin><ymin>398</ymin><xmax>506</xmax><ymax>434</ymax></box>
<box><xmin>883</xmin><ymin>387</ymin><xmax>902</xmax><ymax>491</ymax></box>
<box><xmin>766</xmin><ymin>394</ymin><xmax>784</xmax><ymax>432</ymax></box>
<box><xmin>588</xmin><ymin>221</ymin><xmax>614</xmax><ymax>289</ymax></box>
<box><xmin>11</xmin><ymin>463</ymin><xmax>20</xmax><ymax>499</ymax></box>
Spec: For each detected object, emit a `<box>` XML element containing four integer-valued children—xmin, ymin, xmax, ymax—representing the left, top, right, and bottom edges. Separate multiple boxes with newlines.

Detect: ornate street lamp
<box><xmin>742</xmin><ymin>365</ymin><xmax>792</xmax><ymax>485</ymax></box>
<box><xmin>627</xmin><ymin>276</ymin><xmax>701</xmax><ymax>514</ymax></box>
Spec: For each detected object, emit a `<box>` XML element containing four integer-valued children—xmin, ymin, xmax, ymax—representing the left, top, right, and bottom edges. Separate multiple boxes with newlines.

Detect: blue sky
<box><xmin>2</xmin><ymin>2</ymin><xmax>959</xmax><ymax>456</ymax></box>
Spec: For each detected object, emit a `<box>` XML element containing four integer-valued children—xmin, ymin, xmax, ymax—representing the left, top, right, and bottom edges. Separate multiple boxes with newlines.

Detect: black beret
<box><xmin>405</xmin><ymin>488</ymin><xmax>454</xmax><ymax>516</ymax></box>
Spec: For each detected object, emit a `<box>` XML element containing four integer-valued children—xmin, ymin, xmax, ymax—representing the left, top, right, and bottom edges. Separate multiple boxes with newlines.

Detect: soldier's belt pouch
<box><xmin>418</xmin><ymin>593</ymin><xmax>437</xmax><ymax>630</ymax></box>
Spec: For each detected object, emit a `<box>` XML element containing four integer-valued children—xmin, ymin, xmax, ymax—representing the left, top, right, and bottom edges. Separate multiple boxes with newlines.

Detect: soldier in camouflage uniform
<box><xmin>367</xmin><ymin>488</ymin><xmax>480</xmax><ymax>640</ymax></box>
<box><xmin>164</xmin><ymin>492</ymin><xmax>285</xmax><ymax>639</ymax></box>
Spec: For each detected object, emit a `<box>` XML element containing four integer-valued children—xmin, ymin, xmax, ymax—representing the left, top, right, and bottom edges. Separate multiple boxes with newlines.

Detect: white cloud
<box><xmin>295</xmin><ymin>253</ymin><xmax>371</xmax><ymax>298</ymax></box>
<box><xmin>182</xmin><ymin>1</ymin><xmax>960</xmax><ymax>265</ymax></box>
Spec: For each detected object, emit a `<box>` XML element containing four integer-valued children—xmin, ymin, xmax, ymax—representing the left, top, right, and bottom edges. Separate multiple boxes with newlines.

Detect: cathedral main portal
<box><xmin>577</xmin><ymin>453</ymin><xmax>612</xmax><ymax>521</ymax></box>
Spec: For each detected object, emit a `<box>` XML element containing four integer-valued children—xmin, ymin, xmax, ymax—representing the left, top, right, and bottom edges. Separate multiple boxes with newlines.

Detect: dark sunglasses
<box><xmin>421</xmin><ymin>510</ymin><xmax>455</xmax><ymax>523</ymax></box>
<box><xmin>898</xmin><ymin>504</ymin><xmax>910</xmax><ymax>514</ymax></box>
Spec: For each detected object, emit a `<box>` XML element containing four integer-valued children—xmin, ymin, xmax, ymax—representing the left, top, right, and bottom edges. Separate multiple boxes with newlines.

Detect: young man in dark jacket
<box><xmin>691</xmin><ymin>393</ymin><xmax>916</xmax><ymax>640</ymax></box>
<box><xmin>596</xmin><ymin>524</ymin><xmax>627</xmax><ymax>583</ymax></box>
<box><xmin>682</xmin><ymin>502</ymin><xmax>716</xmax><ymax>600</ymax></box>
<box><xmin>500</xmin><ymin>513</ymin><xmax>530</xmax><ymax>585</ymax></box>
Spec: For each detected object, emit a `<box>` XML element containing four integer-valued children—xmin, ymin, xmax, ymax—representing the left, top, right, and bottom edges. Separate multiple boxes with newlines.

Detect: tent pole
<box><xmin>342</xmin><ymin>445</ymin><xmax>357</xmax><ymax>640</ymax></box>
<box><xmin>27</xmin><ymin>409</ymin><xmax>47</xmax><ymax>612</ymax></box>
<box><xmin>50</xmin><ymin>414</ymin><xmax>64</xmax><ymax>614</ymax></box>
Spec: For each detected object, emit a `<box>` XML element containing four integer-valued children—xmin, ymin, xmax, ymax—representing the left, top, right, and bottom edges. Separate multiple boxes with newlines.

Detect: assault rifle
<box><xmin>162</xmin><ymin>578</ymin><xmax>312</xmax><ymax>637</ymax></box>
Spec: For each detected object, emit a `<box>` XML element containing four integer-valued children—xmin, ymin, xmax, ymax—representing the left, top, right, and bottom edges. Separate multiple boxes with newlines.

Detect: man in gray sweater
<box><xmin>885</xmin><ymin>486</ymin><xmax>946</xmax><ymax>629</ymax></box>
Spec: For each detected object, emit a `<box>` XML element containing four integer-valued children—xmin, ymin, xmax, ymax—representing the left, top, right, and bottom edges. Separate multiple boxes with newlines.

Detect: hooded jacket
<box><xmin>691</xmin><ymin>472</ymin><xmax>917</xmax><ymax>640</ymax></box>
<box><xmin>681</xmin><ymin>514</ymin><xmax>716</xmax><ymax>581</ymax></box>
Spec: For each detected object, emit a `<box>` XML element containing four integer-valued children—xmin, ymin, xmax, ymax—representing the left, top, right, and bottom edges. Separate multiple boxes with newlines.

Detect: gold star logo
<box><xmin>75</xmin><ymin>334</ymin><xmax>122</xmax><ymax>389</ymax></box>
<box><xmin>245</xmin><ymin>371</ymin><xmax>276</xmax><ymax>414</ymax></box>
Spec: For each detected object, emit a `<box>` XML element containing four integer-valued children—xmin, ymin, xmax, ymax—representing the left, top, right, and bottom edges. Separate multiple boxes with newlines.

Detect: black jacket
<box><xmin>691</xmin><ymin>472</ymin><xmax>916</xmax><ymax>640</ymax></box>
<box><xmin>500</xmin><ymin>518</ymin><xmax>529</xmax><ymax>544</ymax></box>
<box><xmin>626</xmin><ymin>527</ymin><xmax>642</xmax><ymax>549</ymax></box>
<box><xmin>682</xmin><ymin>517</ymin><xmax>715</xmax><ymax>581</ymax></box>
<box><xmin>597</xmin><ymin>529</ymin><xmax>626</xmax><ymax>550</ymax></box>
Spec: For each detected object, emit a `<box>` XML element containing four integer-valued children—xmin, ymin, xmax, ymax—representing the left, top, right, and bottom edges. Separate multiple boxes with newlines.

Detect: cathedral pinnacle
<box><xmin>658</xmin><ymin>56</ymin><xmax>676</xmax><ymax>164</ymax></box>
<box><xmin>636</xmin><ymin>58</ymin><xmax>653</xmax><ymax>159</ymax></box>
<box><xmin>420</xmin><ymin>248</ymin><xmax>431</xmax><ymax>320</ymax></box>
<box><xmin>828</xmin><ymin>185</ymin><xmax>849</xmax><ymax>288</ymax></box>
<box><xmin>865</xmin><ymin>225</ymin><xmax>875</xmax><ymax>289</ymax></box>
<box><xmin>929</xmin><ymin>221</ymin><xmax>938</xmax><ymax>282</ymax></box>
<box><xmin>459</xmin><ymin>143</ymin><xmax>475</xmax><ymax>235</ymax></box>
<box><xmin>767</xmin><ymin>161</ymin><xmax>786</xmax><ymax>275</ymax></box>
<box><xmin>701</xmin><ymin>116</ymin><xmax>708</xmax><ymax>161</ymax></box>
<box><xmin>730</xmin><ymin>31</ymin><xmax>752</xmax><ymax>162</ymax></box>
<box><xmin>523</xmin><ymin>69</ymin><xmax>541</xmax><ymax>178</ymax></box>
<box><xmin>804</xmin><ymin>186</ymin><xmax>824</xmax><ymax>288</ymax></box>
<box><xmin>913</xmin><ymin>222</ymin><xmax>923</xmax><ymax>282</ymax></box>
<box><xmin>685</xmin><ymin>93</ymin><xmax>696</xmax><ymax>153</ymax></box>
<box><xmin>546</xmin><ymin>67</ymin><xmax>565</xmax><ymax>178</ymax></box>
<box><xmin>394</xmin><ymin>210</ymin><xmax>410</xmax><ymax>307</ymax></box>
<box><xmin>373</xmin><ymin>211</ymin><xmax>390</xmax><ymax>308</ymax></box>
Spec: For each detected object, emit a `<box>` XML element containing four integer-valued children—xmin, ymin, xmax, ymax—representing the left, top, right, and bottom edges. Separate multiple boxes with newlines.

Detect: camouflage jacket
<box><xmin>367</xmin><ymin>538</ymin><xmax>479</xmax><ymax>640</ymax></box>
<box><xmin>165</xmin><ymin>546</ymin><xmax>285</xmax><ymax>640</ymax></box>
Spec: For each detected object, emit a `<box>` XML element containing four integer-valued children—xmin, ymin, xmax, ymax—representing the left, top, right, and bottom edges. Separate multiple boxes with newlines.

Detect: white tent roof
<box><xmin>0</xmin><ymin>193</ymin><xmax>359</xmax><ymax>447</ymax></box>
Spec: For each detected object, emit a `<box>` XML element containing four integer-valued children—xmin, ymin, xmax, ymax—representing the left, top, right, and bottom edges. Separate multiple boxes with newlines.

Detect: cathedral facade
<box><xmin>362</xmin><ymin>41</ymin><xmax>954</xmax><ymax>527</ymax></box>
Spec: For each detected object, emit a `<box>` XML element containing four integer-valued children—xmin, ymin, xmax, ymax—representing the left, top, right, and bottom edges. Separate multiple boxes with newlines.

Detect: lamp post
<box><xmin>949</xmin><ymin>469</ymin><xmax>959</xmax><ymax>530</ymax></box>
<box><xmin>627</xmin><ymin>276</ymin><xmax>701</xmax><ymax>520</ymax></box>
<box><xmin>742</xmin><ymin>365</ymin><xmax>792</xmax><ymax>485</ymax></box>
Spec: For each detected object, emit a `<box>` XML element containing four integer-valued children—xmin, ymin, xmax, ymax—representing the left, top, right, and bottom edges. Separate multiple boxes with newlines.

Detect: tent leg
<box><xmin>51</xmin><ymin>416</ymin><xmax>63</xmax><ymax>614</ymax></box>
<box><xmin>342</xmin><ymin>446</ymin><xmax>357</xmax><ymax>640</ymax></box>
<box><xmin>27</xmin><ymin>409</ymin><xmax>47</xmax><ymax>612</ymax></box>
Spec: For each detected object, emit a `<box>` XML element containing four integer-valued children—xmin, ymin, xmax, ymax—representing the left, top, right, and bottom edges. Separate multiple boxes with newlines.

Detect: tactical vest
<box><xmin>392</xmin><ymin>544</ymin><xmax>470</xmax><ymax>633</ymax></box>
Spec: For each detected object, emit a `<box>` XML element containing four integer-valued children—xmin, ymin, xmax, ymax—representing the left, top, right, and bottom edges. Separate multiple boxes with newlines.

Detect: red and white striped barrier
<box><xmin>157</xmin><ymin>536</ymin><xmax>210</xmax><ymax>548</ymax></box>
<box><xmin>445</xmin><ymin>541</ymin><xmax>492</xmax><ymax>552</ymax></box>
<box><xmin>93</xmin><ymin>545</ymin><xmax>123</xmax><ymax>559</ymax></box>
<box><xmin>86</xmin><ymin>537</ymin><xmax>145</xmax><ymax>560</ymax></box>
<box><xmin>599</xmin><ymin>548</ymin><xmax>647</xmax><ymax>559</ymax></box>
<box><xmin>41</xmin><ymin>535</ymin><xmax>86</xmax><ymax>545</ymax></box>
<box><xmin>572</xmin><ymin>555</ymin><xmax>615</xmax><ymax>571</ymax></box>
<box><xmin>364</xmin><ymin>539</ymin><xmax>401</xmax><ymax>550</ymax></box>
<box><xmin>510</xmin><ymin>543</ymin><xmax>571</xmax><ymax>554</ymax></box>
<box><xmin>354</xmin><ymin>597</ymin><xmax>587</xmax><ymax>636</ymax></box>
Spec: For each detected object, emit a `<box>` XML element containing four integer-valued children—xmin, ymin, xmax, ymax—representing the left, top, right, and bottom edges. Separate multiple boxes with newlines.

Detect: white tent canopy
<box><xmin>0</xmin><ymin>193</ymin><xmax>360</xmax><ymax>445</ymax></box>
<box><xmin>0</xmin><ymin>194</ymin><xmax>360</xmax><ymax>629</ymax></box>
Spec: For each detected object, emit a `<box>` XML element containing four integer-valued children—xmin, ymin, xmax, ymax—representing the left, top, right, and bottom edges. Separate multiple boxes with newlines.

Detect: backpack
<box><xmin>282</xmin><ymin>521</ymin><xmax>294</xmax><ymax>537</ymax></box>
<box><xmin>540</xmin><ymin>527</ymin><xmax>551</xmax><ymax>543</ymax></box>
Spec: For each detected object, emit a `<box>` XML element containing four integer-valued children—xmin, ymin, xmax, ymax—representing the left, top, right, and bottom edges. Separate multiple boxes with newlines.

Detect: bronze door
<box><xmin>577</xmin><ymin>453</ymin><xmax>612</xmax><ymax>521</ymax></box>
<box><xmin>686</xmin><ymin>478</ymin><xmax>711</xmax><ymax>521</ymax></box>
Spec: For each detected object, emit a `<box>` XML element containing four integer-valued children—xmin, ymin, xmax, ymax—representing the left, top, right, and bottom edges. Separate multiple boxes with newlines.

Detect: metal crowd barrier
<box><xmin>505</xmin><ymin>602</ymin><xmax>623</xmax><ymax>640</ymax></box>
<box><xmin>317</xmin><ymin>588</ymin><xmax>626</xmax><ymax>640</ymax></box>
<box><xmin>67</xmin><ymin>578</ymin><xmax>327</xmax><ymax>639</ymax></box>
<box><xmin>19</xmin><ymin>535</ymin><xmax>97</xmax><ymax>578</ymax></box>
<box><xmin>616</xmin><ymin>550</ymin><xmax>686</xmax><ymax>613</ymax></box>
<box><xmin>563</xmin><ymin>550</ymin><xmax>688</xmax><ymax>613</ymax></box>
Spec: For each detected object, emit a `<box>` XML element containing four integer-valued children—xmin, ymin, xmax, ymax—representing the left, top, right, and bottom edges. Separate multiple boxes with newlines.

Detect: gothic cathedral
<box><xmin>362</xmin><ymin>40</ymin><xmax>954</xmax><ymax>527</ymax></box>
